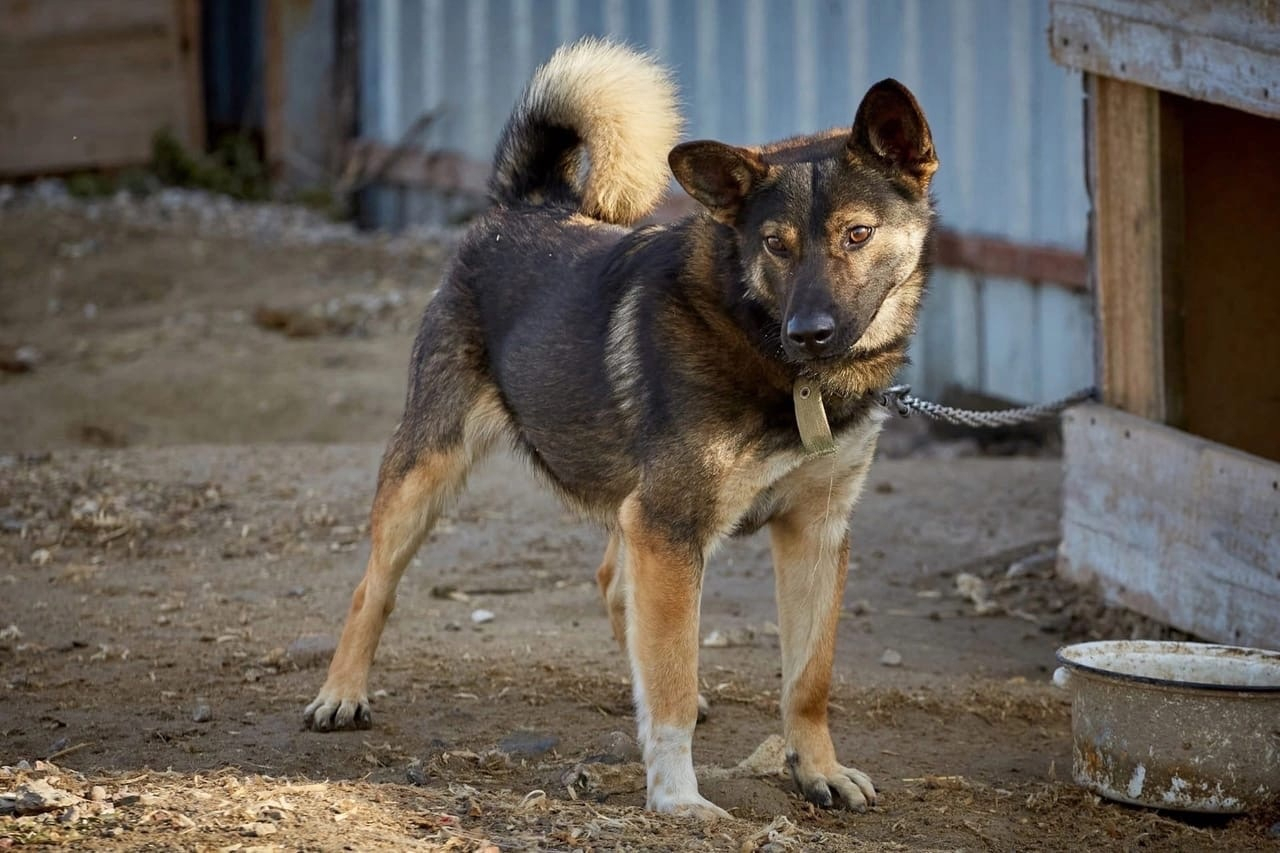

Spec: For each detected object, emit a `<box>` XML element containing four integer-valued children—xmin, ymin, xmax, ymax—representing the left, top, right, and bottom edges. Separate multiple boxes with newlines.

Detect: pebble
<box><xmin>30</xmin><ymin>548</ymin><xmax>52</xmax><ymax>566</ymax></box>
<box><xmin>498</xmin><ymin>730</ymin><xmax>559</xmax><ymax>757</ymax></box>
<box><xmin>587</xmin><ymin>730</ymin><xmax>640</xmax><ymax>765</ymax></box>
<box><xmin>13</xmin><ymin>780</ymin><xmax>82</xmax><ymax>815</ymax></box>
<box><xmin>192</xmin><ymin>701</ymin><xmax>213</xmax><ymax>723</ymax></box>
<box><xmin>736</xmin><ymin>734</ymin><xmax>787</xmax><ymax>776</ymax></box>
<box><xmin>701</xmin><ymin>627</ymin><xmax>756</xmax><ymax>648</ymax></box>
<box><xmin>286</xmin><ymin>634</ymin><xmax>337</xmax><ymax>669</ymax></box>
<box><xmin>89</xmin><ymin>786</ymin><xmax>107</xmax><ymax>802</ymax></box>
<box><xmin>405</xmin><ymin>761</ymin><xmax>430</xmax><ymax>786</ymax></box>
<box><xmin>57</xmin><ymin>804</ymin><xmax>82</xmax><ymax>824</ymax></box>
<box><xmin>879</xmin><ymin>649</ymin><xmax>904</xmax><ymax>667</ymax></box>
<box><xmin>470</xmin><ymin>609</ymin><xmax>494</xmax><ymax>625</ymax></box>
<box><xmin>239</xmin><ymin>821</ymin><xmax>278</xmax><ymax>837</ymax></box>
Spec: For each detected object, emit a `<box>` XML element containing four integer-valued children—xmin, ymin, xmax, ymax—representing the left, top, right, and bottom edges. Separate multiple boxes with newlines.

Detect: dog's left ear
<box><xmin>669</xmin><ymin>141</ymin><xmax>767</xmax><ymax>224</ymax></box>
<box><xmin>848</xmin><ymin>79</ymin><xmax>938</xmax><ymax>189</ymax></box>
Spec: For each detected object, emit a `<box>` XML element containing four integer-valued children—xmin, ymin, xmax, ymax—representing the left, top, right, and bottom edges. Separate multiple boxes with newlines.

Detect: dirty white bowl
<box><xmin>1054</xmin><ymin>640</ymin><xmax>1280</xmax><ymax>813</ymax></box>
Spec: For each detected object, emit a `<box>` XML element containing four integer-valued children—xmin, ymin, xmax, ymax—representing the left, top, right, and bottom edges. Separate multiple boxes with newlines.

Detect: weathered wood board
<box><xmin>1085</xmin><ymin>76</ymin><xmax>1179</xmax><ymax>423</ymax></box>
<box><xmin>1175</xmin><ymin>95</ymin><xmax>1280</xmax><ymax>464</ymax></box>
<box><xmin>0</xmin><ymin>0</ymin><xmax>202</xmax><ymax>176</ymax></box>
<box><xmin>1059</xmin><ymin>404</ymin><xmax>1280</xmax><ymax>649</ymax></box>
<box><xmin>1050</xmin><ymin>0</ymin><xmax>1280</xmax><ymax>120</ymax></box>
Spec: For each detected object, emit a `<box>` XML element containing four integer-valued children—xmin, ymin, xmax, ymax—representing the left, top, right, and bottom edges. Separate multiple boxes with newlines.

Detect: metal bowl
<box><xmin>1053</xmin><ymin>640</ymin><xmax>1280</xmax><ymax>813</ymax></box>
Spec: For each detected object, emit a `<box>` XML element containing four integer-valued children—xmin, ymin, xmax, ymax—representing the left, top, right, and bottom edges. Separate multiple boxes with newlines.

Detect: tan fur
<box><xmin>595</xmin><ymin>533</ymin><xmax>627</xmax><ymax>647</ymax></box>
<box><xmin>767</xmin><ymin>423</ymin><xmax>881</xmax><ymax>808</ymax></box>
<box><xmin>304</xmin><ymin>390</ymin><xmax>509</xmax><ymax>729</ymax></box>
<box><xmin>308</xmin><ymin>454</ymin><xmax>467</xmax><ymax>726</ymax></box>
<box><xmin>499</xmin><ymin>39</ymin><xmax>682</xmax><ymax>225</ymax></box>
<box><xmin>619</xmin><ymin>496</ymin><xmax>702</xmax><ymax>728</ymax></box>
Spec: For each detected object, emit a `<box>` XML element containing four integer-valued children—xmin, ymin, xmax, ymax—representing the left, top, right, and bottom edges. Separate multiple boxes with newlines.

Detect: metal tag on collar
<box><xmin>793</xmin><ymin>379</ymin><xmax>836</xmax><ymax>457</ymax></box>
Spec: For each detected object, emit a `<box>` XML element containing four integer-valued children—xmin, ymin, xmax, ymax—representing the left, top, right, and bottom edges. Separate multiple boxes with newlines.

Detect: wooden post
<box><xmin>1085</xmin><ymin>74</ymin><xmax>1183</xmax><ymax>423</ymax></box>
<box><xmin>176</xmin><ymin>0</ymin><xmax>205</xmax><ymax>151</ymax></box>
<box><xmin>263</xmin><ymin>0</ymin><xmax>286</xmax><ymax>179</ymax></box>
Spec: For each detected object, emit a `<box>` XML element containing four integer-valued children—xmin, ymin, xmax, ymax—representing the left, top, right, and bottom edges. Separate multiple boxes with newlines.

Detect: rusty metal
<box><xmin>1053</xmin><ymin>640</ymin><xmax>1280</xmax><ymax>813</ymax></box>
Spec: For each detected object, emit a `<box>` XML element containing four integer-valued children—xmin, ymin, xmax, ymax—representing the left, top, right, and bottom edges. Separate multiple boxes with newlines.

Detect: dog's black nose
<box><xmin>786</xmin><ymin>313</ymin><xmax>837</xmax><ymax>356</ymax></box>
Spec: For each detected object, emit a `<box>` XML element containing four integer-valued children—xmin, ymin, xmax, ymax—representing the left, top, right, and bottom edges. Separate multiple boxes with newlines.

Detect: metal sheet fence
<box><xmin>359</xmin><ymin>0</ymin><xmax>1094</xmax><ymax>401</ymax></box>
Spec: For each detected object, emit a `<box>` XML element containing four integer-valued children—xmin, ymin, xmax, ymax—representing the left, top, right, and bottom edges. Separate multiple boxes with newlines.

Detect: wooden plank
<box><xmin>1059</xmin><ymin>404</ymin><xmax>1280</xmax><ymax>648</ymax></box>
<box><xmin>1086</xmin><ymin>75</ymin><xmax>1181</xmax><ymax>422</ymax></box>
<box><xmin>0</xmin><ymin>0</ymin><xmax>201</xmax><ymax>176</ymax></box>
<box><xmin>0</xmin><ymin>29</ymin><xmax>187</xmax><ymax>174</ymax></box>
<box><xmin>1176</xmin><ymin>95</ymin><xmax>1280</xmax><ymax>463</ymax></box>
<box><xmin>931</xmin><ymin>230</ymin><xmax>1088</xmax><ymax>292</ymax></box>
<box><xmin>1050</xmin><ymin>0</ymin><xmax>1280</xmax><ymax>120</ymax></box>
<box><xmin>263</xmin><ymin>0</ymin><xmax>287</xmax><ymax>177</ymax></box>
<box><xmin>342</xmin><ymin>140</ymin><xmax>491</xmax><ymax>196</ymax></box>
<box><xmin>176</xmin><ymin>0</ymin><xmax>204</xmax><ymax>152</ymax></box>
<box><xmin>0</xmin><ymin>0</ymin><xmax>172</xmax><ymax>42</ymax></box>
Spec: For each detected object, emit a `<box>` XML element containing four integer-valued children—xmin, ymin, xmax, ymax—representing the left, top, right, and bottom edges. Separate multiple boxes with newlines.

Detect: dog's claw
<box><xmin>803</xmin><ymin>779</ymin><xmax>835</xmax><ymax>809</ymax></box>
<box><xmin>789</xmin><ymin>754</ymin><xmax>876</xmax><ymax>812</ymax></box>
<box><xmin>303</xmin><ymin>692</ymin><xmax>372</xmax><ymax>732</ymax></box>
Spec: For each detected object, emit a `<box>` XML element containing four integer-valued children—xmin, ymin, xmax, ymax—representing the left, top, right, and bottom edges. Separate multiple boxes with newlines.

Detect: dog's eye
<box><xmin>763</xmin><ymin>235</ymin><xmax>788</xmax><ymax>256</ymax></box>
<box><xmin>846</xmin><ymin>225</ymin><xmax>874</xmax><ymax>247</ymax></box>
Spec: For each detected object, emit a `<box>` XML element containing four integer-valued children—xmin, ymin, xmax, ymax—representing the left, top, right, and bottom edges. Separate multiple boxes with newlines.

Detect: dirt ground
<box><xmin>2</xmin><ymin>196</ymin><xmax>1276</xmax><ymax>851</ymax></box>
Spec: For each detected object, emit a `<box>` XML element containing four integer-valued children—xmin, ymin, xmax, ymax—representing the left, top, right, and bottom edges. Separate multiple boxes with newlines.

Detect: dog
<box><xmin>304</xmin><ymin>38</ymin><xmax>938</xmax><ymax>819</ymax></box>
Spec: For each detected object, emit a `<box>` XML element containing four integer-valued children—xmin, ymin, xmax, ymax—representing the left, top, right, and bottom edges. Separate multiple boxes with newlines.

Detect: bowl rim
<box><xmin>1055</xmin><ymin>640</ymin><xmax>1280</xmax><ymax>694</ymax></box>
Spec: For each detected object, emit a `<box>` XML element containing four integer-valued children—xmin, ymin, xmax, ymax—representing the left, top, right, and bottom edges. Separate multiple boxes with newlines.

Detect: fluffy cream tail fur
<box><xmin>490</xmin><ymin>39</ymin><xmax>682</xmax><ymax>226</ymax></box>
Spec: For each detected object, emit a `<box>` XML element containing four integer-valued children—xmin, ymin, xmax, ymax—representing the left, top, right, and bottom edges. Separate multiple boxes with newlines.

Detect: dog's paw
<box><xmin>649</xmin><ymin>792</ymin><xmax>731</xmax><ymax>821</ymax></box>
<box><xmin>303</xmin><ymin>687</ymin><xmax>373</xmax><ymax>732</ymax></box>
<box><xmin>786</xmin><ymin>752</ymin><xmax>877</xmax><ymax>811</ymax></box>
<box><xmin>696</xmin><ymin>693</ymin><xmax>710</xmax><ymax>724</ymax></box>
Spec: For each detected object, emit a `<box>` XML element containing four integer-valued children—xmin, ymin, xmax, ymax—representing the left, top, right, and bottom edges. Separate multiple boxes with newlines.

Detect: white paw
<box><xmin>303</xmin><ymin>686</ymin><xmax>372</xmax><ymax>731</ymax></box>
<box><xmin>649</xmin><ymin>791</ymin><xmax>730</xmax><ymax>820</ymax></box>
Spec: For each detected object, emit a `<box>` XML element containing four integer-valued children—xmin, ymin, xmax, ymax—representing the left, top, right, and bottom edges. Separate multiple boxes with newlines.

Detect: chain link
<box><xmin>876</xmin><ymin>385</ymin><xmax>1097</xmax><ymax>428</ymax></box>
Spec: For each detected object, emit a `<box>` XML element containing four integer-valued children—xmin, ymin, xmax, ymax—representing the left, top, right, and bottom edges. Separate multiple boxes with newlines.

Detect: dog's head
<box><xmin>669</xmin><ymin>80</ymin><xmax>937</xmax><ymax>368</ymax></box>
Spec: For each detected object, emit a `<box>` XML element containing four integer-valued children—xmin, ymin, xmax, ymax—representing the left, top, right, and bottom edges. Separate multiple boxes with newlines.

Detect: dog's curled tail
<box><xmin>490</xmin><ymin>39</ymin><xmax>681</xmax><ymax>226</ymax></box>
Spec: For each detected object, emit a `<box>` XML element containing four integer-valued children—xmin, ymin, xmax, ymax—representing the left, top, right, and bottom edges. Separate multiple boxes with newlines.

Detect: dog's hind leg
<box><xmin>595</xmin><ymin>533</ymin><xmax>627</xmax><ymax>648</ymax></box>
<box><xmin>304</xmin><ymin>378</ymin><xmax>507</xmax><ymax>731</ymax></box>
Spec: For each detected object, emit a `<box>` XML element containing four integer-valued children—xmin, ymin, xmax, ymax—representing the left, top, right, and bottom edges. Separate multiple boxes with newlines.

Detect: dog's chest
<box><xmin>719</xmin><ymin>405</ymin><xmax>887</xmax><ymax>538</ymax></box>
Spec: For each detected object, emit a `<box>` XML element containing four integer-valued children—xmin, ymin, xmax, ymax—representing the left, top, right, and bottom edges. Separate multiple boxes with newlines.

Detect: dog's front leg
<box><xmin>769</xmin><ymin>491</ymin><xmax>877</xmax><ymax>811</ymax></box>
<box><xmin>619</xmin><ymin>496</ymin><xmax>727</xmax><ymax>820</ymax></box>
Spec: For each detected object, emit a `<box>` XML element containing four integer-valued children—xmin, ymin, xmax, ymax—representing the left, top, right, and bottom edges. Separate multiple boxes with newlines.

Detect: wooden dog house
<box><xmin>1050</xmin><ymin>0</ymin><xmax>1279</xmax><ymax>648</ymax></box>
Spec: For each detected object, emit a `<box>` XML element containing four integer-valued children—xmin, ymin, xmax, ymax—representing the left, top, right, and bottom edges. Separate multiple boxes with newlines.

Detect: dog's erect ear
<box><xmin>849</xmin><ymin>79</ymin><xmax>937</xmax><ymax>187</ymax></box>
<box><xmin>669</xmin><ymin>141</ymin><xmax>767</xmax><ymax>223</ymax></box>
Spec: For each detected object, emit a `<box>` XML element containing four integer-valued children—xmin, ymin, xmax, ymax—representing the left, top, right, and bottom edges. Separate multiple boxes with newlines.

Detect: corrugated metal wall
<box><xmin>358</xmin><ymin>0</ymin><xmax>1093</xmax><ymax>402</ymax></box>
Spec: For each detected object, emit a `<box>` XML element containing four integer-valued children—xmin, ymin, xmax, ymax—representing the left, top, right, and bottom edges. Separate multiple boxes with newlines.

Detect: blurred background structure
<box><xmin>354</xmin><ymin>0</ymin><xmax>1095</xmax><ymax>406</ymax></box>
<box><xmin>0</xmin><ymin>0</ymin><xmax>1093</xmax><ymax>405</ymax></box>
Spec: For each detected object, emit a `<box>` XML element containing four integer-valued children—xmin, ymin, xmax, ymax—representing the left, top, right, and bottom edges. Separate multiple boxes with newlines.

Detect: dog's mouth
<box><xmin>782</xmin><ymin>345</ymin><xmax>857</xmax><ymax>373</ymax></box>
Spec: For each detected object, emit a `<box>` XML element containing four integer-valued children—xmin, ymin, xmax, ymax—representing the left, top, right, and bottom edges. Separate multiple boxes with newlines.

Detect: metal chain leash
<box><xmin>876</xmin><ymin>385</ymin><xmax>1098</xmax><ymax>428</ymax></box>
